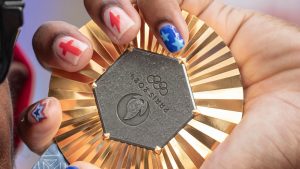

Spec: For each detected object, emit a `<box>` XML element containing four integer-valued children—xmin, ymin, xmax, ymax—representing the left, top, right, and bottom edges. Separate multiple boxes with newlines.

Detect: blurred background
<box><xmin>15</xmin><ymin>0</ymin><xmax>300</xmax><ymax>168</ymax></box>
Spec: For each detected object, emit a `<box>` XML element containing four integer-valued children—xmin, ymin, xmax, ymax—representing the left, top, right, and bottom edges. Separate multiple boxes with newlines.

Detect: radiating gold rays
<box><xmin>49</xmin><ymin>10</ymin><xmax>244</xmax><ymax>168</ymax></box>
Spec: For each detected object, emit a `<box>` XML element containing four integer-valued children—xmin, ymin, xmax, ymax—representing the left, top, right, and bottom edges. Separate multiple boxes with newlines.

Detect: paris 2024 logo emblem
<box><xmin>117</xmin><ymin>93</ymin><xmax>150</xmax><ymax>126</ymax></box>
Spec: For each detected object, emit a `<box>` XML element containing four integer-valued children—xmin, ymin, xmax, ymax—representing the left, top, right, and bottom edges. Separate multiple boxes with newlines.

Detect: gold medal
<box><xmin>49</xmin><ymin>10</ymin><xmax>244</xmax><ymax>168</ymax></box>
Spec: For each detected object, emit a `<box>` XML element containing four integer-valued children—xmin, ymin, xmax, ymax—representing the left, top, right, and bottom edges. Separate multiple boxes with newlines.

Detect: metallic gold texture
<box><xmin>49</xmin><ymin>10</ymin><xmax>244</xmax><ymax>168</ymax></box>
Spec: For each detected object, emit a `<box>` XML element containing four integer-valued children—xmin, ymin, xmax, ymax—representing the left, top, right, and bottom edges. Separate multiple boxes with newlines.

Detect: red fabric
<box><xmin>13</xmin><ymin>44</ymin><xmax>35</xmax><ymax>148</ymax></box>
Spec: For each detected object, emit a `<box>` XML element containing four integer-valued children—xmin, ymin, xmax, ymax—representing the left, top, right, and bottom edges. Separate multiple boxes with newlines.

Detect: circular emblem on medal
<box><xmin>117</xmin><ymin>93</ymin><xmax>150</xmax><ymax>126</ymax></box>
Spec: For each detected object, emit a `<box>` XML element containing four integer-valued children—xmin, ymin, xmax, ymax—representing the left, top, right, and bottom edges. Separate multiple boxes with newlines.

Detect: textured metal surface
<box><xmin>32</xmin><ymin>143</ymin><xmax>68</xmax><ymax>169</ymax></box>
<box><xmin>49</xmin><ymin>10</ymin><xmax>244</xmax><ymax>168</ymax></box>
<box><xmin>94</xmin><ymin>48</ymin><xmax>195</xmax><ymax>149</ymax></box>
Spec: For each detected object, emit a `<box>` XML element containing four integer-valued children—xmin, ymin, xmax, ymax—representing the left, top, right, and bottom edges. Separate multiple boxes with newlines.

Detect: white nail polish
<box><xmin>103</xmin><ymin>6</ymin><xmax>135</xmax><ymax>39</ymax></box>
<box><xmin>53</xmin><ymin>36</ymin><xmax>89</xmax><ymax>65</ymax></box>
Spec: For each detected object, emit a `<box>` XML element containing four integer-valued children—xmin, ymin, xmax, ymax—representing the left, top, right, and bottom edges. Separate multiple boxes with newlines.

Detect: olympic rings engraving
<box><xmin>147</xmin><ymin>75</ymin><xmax>168</xmax><ymax>96</ymax></box>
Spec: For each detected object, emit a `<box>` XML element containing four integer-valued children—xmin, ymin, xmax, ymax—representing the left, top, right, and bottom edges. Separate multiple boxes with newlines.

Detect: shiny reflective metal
<box><xmin>49</xmin><ymin>10</ymin><xmax>244</xmax><ymax>168</ymax></box>
<box><xmin>32</xmin><ymin>143</ymin><xmax>68</xmax><ymax>169</ymax></box>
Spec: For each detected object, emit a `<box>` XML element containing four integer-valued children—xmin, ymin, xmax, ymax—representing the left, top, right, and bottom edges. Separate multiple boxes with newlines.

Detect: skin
<box><xmin>0</xmin><ymin>80</ymin><xmax>13</xmax><ymax>169</ymax></box>
<box><xmin>0</xmin><ymin>0</ymin><xmax>299</xmax><ymax>168</ymax></box>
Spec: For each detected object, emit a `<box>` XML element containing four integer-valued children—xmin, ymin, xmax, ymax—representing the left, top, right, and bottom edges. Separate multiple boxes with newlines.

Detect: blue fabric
<box><xmin>66</xmin><ymin>166</ymin><xmax>79</xmax><ymax>169</ymax></box>
<box><xmin>159</xmin><ymin>24</ymin><xmax>185</xmax><ymax>53</ymax></box>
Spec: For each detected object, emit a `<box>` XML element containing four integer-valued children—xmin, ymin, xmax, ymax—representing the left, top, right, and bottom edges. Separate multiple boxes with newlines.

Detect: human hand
<box><xmin>177</xmin><ymin>0</ymin><xmax>300</xmax><ymax>169</ymax></box>
<box><xmin>19</xmin><ymin>0</ymin><xmax>300</xmax><ymax>169</ymax></box>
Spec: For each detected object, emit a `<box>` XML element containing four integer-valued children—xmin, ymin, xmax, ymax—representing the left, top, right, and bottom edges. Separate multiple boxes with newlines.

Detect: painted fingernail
<box><xmin>159</xmin><ymin>23</ymin><xmax>185</xmax><ymax>53</ymax></box>
<box><xmin>66</xmin><ymin>166</ymin><xmax>79</xmax><ymax>169</ymax></box>
<box><xmin>103</xmin><ymin>6</ymin><xmax>135</xmax><ymax>39</ymax></box>
<box><xmin>28</xmin><ymin>99</ymin><xmax>52</xmax><ymax>123</ymax></box>
<box><xmin>53</xmin><ymin>36</ymin><xmax>89</xmax><ymax>65</ymax></box>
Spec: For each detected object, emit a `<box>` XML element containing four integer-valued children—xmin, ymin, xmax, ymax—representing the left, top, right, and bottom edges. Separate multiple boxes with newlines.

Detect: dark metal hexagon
<box><xmin>93</xmin><ymin>48</ymin><xmax>195</xmax><ymax>150</ymax></box>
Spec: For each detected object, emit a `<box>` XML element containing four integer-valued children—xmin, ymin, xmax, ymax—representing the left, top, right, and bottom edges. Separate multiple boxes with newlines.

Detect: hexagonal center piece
<box><xmin>94</xmin><ymin>48</ymin><xmax>195</xmax><ymax>150</ymax></box>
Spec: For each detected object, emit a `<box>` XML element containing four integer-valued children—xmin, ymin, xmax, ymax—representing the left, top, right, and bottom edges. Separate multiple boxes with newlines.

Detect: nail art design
<box><xmin>54</xmin><ymin>36</ymin><xmax>88</xmax><ymax>65</ymax></box>
<box><xmin>110</xmin><ymin>10</ymin><xmax>121</xmax><ymax>33</ymax></box>
<box><xmin>159</xmin><ymin>24</ymin><xmax>185</xmax><ymax>53</ymax></box>
<box><xmin>31</xmin><ymin>102</ymin><xmax>46</xmax><ymax>122</ymax></box>
<box><xmin>103</xmin><ymin>6</ymin><xmax>134</xmax><ymax>39</ymax></box>
<box><xmin>66</xmin><ymin>166</ymin><xmax>79</xmax><ymax>169</ymax></box>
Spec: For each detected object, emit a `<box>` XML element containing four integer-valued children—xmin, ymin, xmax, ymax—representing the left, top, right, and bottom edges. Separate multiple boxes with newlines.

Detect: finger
<box><xmin>84</xmin><ymin>0</ymin><xmax>141</xmax><ymax>44</ymax></box>
<box><xmin>137</xmin><ymin>0</ymin><xmax>188</xmax><ymax>53</ymax></box>
<box><xmin>179</xmin><ymin>0</ymin><xmax>252</xmax><ymax>45</ymax></box>
<box><xmin>18</xmin><ymin>97</ymin><xmax>62</xmax><ymax>155</ymax></box>
<box><xmin>177</xmin><ymin>0</ymin><xmax>257</xmax><ymax>61</ymax></box>
<box><xmin>179</xmin><ymin>0</ymin><xmax>300</xmax><ymax>88</ymax></box>
<box><xmin>33</xmin><ymin>21</ymin><xmax>93</xmax><ymax>72</ymax></box>
<box><xmin>67</xmin><ymin>161</ymin><xmax>99</xmax><ymax>169</ymax></box>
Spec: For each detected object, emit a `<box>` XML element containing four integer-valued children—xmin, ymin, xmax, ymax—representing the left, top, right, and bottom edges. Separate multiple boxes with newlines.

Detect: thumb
<box><xmin>67</xmin><ymin>161</ymin><xmax>99</xmax><ymax>169</ymax></box>
<box><xmin>18</xmin><ymin>97</ymin><xmax>62</xmax><ymax>155</ymax></box>
<box><xmin>180</xmin><ymin>0</ymin><xmax>252</xmax><ymax>45</ymax></box>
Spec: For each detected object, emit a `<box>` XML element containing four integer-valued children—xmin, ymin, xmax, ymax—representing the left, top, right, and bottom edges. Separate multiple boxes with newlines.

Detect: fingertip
<box><xmin>137</xmin><ymin>0</ymin><xmax>189</xmax><ymax>53</ymax></box>
<box><xmin>19</xmin><ymin>97</ymin><xmax>62</xmax><ymax>154</ymax></box>
<box><xmin>52</xmin><ymin>35</ymin><xmax>93</xmax><ymax>72</ymax></box>
<box><xmin>27</xmin><ymin>97</ymin><xmax>61</xmax><ymax>125</ymax></box>
<box><xmin>33</xmin><ymin>21</ymin><xmax>94</xmax><ymax>72</ymax></box>
<box><xmin>158</xmin><ymin>23</ymin><xmax>186</xmax><ymax>53</ymax></box>
<box><xmin>84</xmin><ymin>0</ymin><xmax>141</xmax><ymax>45</ymax></box>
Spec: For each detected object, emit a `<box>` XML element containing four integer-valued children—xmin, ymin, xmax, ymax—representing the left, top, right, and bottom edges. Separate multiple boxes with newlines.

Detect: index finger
<box><xmin>84</xmin><ymin>0</ymin><xmax>141</xmax><ymax>44</ymax></box>
<box><xmin>33</xmin><ymin>21</ymin><xmax>93</xmax><ymax>72</ymax></box>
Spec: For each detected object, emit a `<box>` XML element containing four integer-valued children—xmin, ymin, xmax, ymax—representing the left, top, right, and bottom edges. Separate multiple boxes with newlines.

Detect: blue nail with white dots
<box><xmin>159</xmin><ymin>23</ymin><xmax>185</xmax><ymax>53</ymax></box>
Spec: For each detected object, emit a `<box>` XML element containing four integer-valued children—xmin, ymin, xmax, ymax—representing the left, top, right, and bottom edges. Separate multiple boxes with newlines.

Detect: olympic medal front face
<box><xmin>50</xmin><ymin>10</ymin><xmax>244</xmax><ymax>168</ymax></box>
<box><xmin>93</xmin><ymin>48</ymin><xmax>195</xmax><ymax>150</ymax></box>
